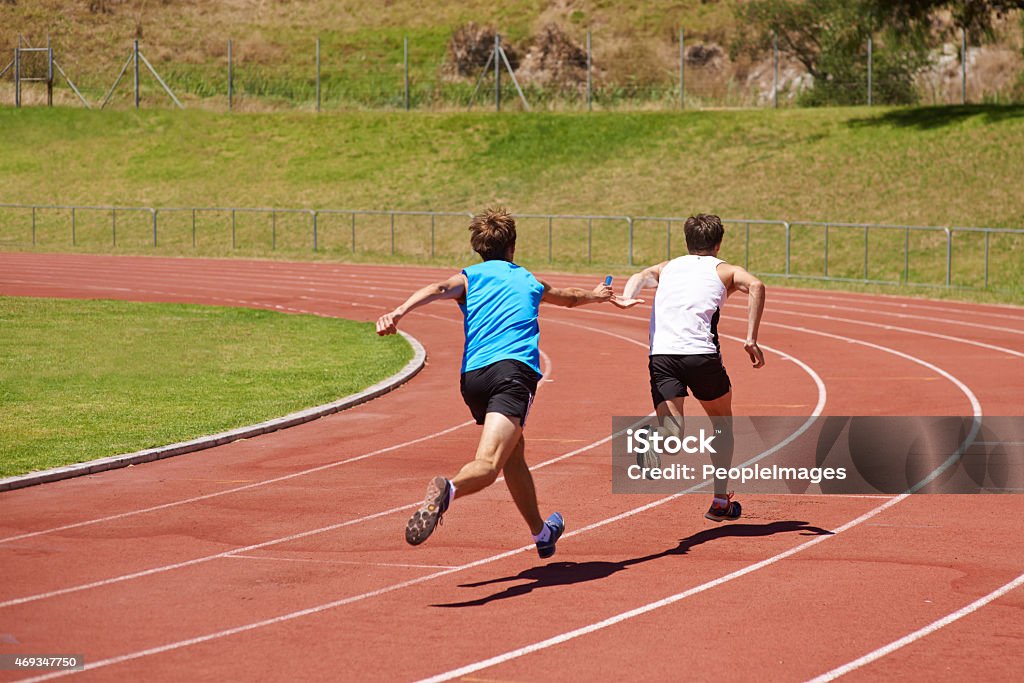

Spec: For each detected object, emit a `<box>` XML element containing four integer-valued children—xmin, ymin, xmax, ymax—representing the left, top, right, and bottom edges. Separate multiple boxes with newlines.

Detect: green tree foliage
<box><xmin>735</xmin><ymin>0</ymin><xmax>1023</xmax><ymax>105</ymax></box>
<box><xmin>874</xmin><ymin>0</ymin><xmax>1024</xmax><ymax>37</ymax></box>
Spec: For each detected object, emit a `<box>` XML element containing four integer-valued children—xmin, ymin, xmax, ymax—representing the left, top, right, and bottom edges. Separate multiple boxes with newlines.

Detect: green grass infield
<box><xmin>0</xmin><ymin>296</ymin><xmax>412</xmax><ymax>478</ymax></box>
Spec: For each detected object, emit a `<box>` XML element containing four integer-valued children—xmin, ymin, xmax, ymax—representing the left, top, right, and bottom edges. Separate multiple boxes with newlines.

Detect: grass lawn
<box><xmin>0</xmin><ymin>296</ymin><xmax>412</xmax><ymax>477</ymax></box>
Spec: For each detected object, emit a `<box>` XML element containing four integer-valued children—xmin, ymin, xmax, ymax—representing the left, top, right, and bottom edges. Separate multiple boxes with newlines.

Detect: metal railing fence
<box><xmin>1</xmin><ymin>202</ymin><xmax>1021</xmax><ymax>293</ymax></box>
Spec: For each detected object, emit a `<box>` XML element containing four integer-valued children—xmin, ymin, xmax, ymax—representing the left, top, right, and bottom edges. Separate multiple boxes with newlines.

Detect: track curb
<box><xmin>0</xmin><ymin>331</ymin><xmax>427</xmax><ymax>493</ymax></box>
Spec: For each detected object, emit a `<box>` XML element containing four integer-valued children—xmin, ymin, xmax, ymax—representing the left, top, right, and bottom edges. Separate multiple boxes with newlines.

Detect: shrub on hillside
<box><xmin>445</xmin><ymin>22</ymin><xmax>520</xmax><ymax>78</ymax></box>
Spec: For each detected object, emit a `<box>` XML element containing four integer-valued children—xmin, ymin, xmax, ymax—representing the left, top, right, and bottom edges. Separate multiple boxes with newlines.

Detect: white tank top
<box><xmin>649</xmin><ymin>255</ymin><xmax>727</xmax><ymax>355</ymax></box>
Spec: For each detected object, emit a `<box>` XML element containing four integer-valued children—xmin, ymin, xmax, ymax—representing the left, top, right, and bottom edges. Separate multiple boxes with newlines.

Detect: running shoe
<box><xmin>704</xmin><ymin>492</ymin><xmax>741</xmax><ymax>522</ymax></box>
<box><xmin>637</xmin><ymin>450</ymin><xmax>661</xmax><ymax>478</ymax></box>
<box><xmin>536</xmin><ymin>511</ymin><xmax>565</xmax><ymax>559</ymax></box>
<box><xmin>405</xmin><ymin>476</ymin><xmax>451</xmax><ymax>545</ymax></box>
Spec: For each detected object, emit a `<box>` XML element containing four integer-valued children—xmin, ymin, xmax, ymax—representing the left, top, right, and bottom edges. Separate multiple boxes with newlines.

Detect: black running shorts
<box><xmin>649</xmin><ymin>353</ymin><xmax>731</xmax><ymax>406</ymax></box>
<box><xmin>460</xmin><ymin>359</ymin><xmax>541</xmax><ymax>427</ymax></box>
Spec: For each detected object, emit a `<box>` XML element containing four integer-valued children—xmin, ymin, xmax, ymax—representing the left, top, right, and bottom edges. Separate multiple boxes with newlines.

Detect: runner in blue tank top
<box><xmin>377</xmin><ymin>208</ymin><xmax>639</xmax><ymax>557</ymax></box>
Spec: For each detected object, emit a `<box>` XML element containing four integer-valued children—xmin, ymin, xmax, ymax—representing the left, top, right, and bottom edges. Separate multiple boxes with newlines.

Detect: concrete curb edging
<box><xmin>0</xmin><ymin>331</ymin><xmax>427</xmax><ymax>493</ymax></box>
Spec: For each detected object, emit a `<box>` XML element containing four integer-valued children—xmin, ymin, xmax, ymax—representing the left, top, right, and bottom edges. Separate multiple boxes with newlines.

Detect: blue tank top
<box><xmin>459</xmin><ymin>260</ymin><xmax>544</xmax><ymax>376</ymax></box>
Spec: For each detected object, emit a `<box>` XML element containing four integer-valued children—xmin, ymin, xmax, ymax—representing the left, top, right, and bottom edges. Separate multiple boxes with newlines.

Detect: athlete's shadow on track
<box><xmin>432</xmin><ymin>520</ymin><xmax>832</xmax><ymax>608</ymax></box>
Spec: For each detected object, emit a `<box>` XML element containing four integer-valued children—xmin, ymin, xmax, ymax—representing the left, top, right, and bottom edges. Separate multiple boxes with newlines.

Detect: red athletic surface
<box><xmin>1</xmin><ymin>252</ymin><xmax>1022</xmax><ymax>682</ymax></box>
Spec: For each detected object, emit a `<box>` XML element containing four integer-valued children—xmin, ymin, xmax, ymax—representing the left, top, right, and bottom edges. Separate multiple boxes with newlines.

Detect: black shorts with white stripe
<box><xmin>460</xmin><ymin>359</ymin><xmax>541</xmax><ymax>427</ymax></box>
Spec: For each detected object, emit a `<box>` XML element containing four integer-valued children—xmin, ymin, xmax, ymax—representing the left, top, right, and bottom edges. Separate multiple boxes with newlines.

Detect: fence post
<box><xmin>71</xmin><ymin>207</ymin><xmax>76</xmax><ymax>246</ymax></box>
<box><xmin>863</xmin><ymin>224</ymin><xmax>869</xmax><ymax>280</ymax></box>
<box><xmin>903</xmin><ymin>226</ymin><xmax>909</xmax><ymax>283</ymax></box>
<box><xmin>228</xmin><ymin>39</ymin><xmax>233</xmax><ymax>110</ymax></box>
<box><xmin>390</xmin><ymin>212</ymin><xmax>395</xmax><ymax>255</ymax></box>
<box><xmin>824</xmin><ymin>223</ymin><xmax>830</xmax><ymax>277</ymax></box>
<box><xmin>867</xmin><ymin>35</ymin><xmax>873</xmax><ymax>106</ymax></box>
<box><xmin>960</xmin><ymin>29</ymin><xmax>967</xmax><ymax>105</ymax></box>
<box><xmin>14</xmin><ymin>47</ymin><xmax>20</xmax><ymax>108</ymax></box>
<box><xmin>743</xmin><ymin>222</ymin><xmax>750</xmax><ymax>269</ymax></box>
<box><xmin>666</xmin><ymin>220</ymin><xmax>671</xmax><ymax>259</ymax></box>
<box><xmin>586</xmin><ymin>30</ymin><xmax>592</xmax><ymax>111</ymax></box>
<box><xmin>133</xmin><ymin>40</ymin><xmax>140</xmax><ymax>108</ymax></box>
<box><xmin>31</xmin><ymin>206</ymin><xmax>36</xmax><ymax>246</ymax></box>
<box><xmin>272</xmin><ymin>210</ymin><xmax>277</xmax><ymax>250</ymax></box>
<box><xmin>312</xmin><ymin>211</ymin><xmax>318</xmax><ymax>251</ymax></box>
<box><xmin>679</xmin><ymin>28</ymin><xmax>685</xmax><ymax>109</ymax></box>
<box><xmin>548</xmin><ymin>217</ymin><xmax>553</xmax><ymax>262</ymax></box>
<box><xmin>786</xmin><ymin>224</ymin><xmax>794</xmax><ymax>278</ymax></box>
<box><xmin>983</xmin><ymin>230</ymin><xmax>990</xmax><ymax>288</ymax></box>
<box><xmin>772</xmin><ymin>33</ymin><xmax>779</xmax><ymax>109</ymax></box>
<box><xmin>316</xmin><ymin>37</ymin><xmax>321</xmax><ymax>113</ymax></box>
<box><xmin>945</xmin><ymin>228</ymin><xmax>952</xmax><ymax>286</ymax></box>
<box><xmin>152</xmin><ymin>208</ymin><xmax>158</xmax><ymax>247</ymax></box>
<box><xmin>404</xmin><ymin>36</ymin><xmax>410</xmax><ymax>111</ymax></box>
<box><xmin>47</xmin><ymin>41</ymin><xmax>53</xmax><ymax>107</ymax></box>
<box><xmin>351</xmin><ymin>213</ymin><xmax>356</xmax><ymax>252</ymax></box>
<box><xmin>588</xmin><ymin>218</ymin><xmax>593</xmax><ymax>263</ymax></box>
<box><xmin>627</xmin><ymin>218</ymin><xmax>634</xmax><ymax>266</ymax></box>
<box><xmin>192</xmin><ymin>209</ymin><xmax>197</xmax><ymax>247</ymax></box>
<box><xmin>112</xmin><ymin>208</ymin><xmax>117</xmax><ymax>246</ymax></box>
<box><xmin>231</xmin><ymin>209</ymin><xmax>236</xmax><ymax>249</ymax></box>
<box><xmin>495</xmin><ymin>33</ymin><xmax>501</xmax><ymax>112</ymax></box>
<box><xmin>431</xmin><ymin>214</ymin><xmax>436</xmax><ymax>258</ymax></box>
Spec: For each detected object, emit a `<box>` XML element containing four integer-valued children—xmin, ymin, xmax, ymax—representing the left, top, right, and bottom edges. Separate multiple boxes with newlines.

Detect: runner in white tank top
<box><xmin>650</xmin><ymin>254</ymin><xmax>728</xmax><ymax>356</ymax></box>
<box><xmin>619</xmin><ymin>214</ymin><xmax>766</xmax><ymax>522</ymax></box>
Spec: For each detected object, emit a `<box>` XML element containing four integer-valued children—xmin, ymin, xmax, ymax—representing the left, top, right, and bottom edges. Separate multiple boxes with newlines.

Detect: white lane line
<box><xmin>6</xmin><ymin>311</ymin><xmax>827</xmax><ymax>678</ymax></box>
<box><xmin>770</xmin><ymin>297</ymin><xmax>1024</xmax><ymax>336</ymax></box>
<box><xmin>0</xmin><ymin>291</ymin><xmax>471</xmax><ymax>545</ymax></box>
<box><xmin>13</xmin><ymin>364</ymin><xmax>827</xmax><ymax>683</ymax></box>
<box><xmin>0</xmin><ymin>334</ymin><xmax>723</xmax><ymax>610</ymax></box>
<box><xmin>414</xmin><ymin>494</ymin><xmax>909</xmax><ymax>683</ymax></box>
<box><xmin>768</xmin><ymin>308</ymin><xmax>1024</xmax><ymax>360</ymax></box>
<box><xmin>409</xmin><ymin>326</ymin><xmax>989</xmax><ymax>683</ymax></box>
<box><xmin>0</xmin><ymin>420</ymin><xmax>474</xmax><ymax>545</ymax></box>
<box><xmin>806</xmin><ymin>572</ymin><xmax>1024</xmax><ymax>682</ymax></box>
<box><xmin>223</xmin><ymin>555</ymin><xmax>460</xmax><ymax>571</ymax></box>
<box><xmin>5</xmin><ymin>262</ymin><xmax>991</xmax><ymax>682</ymax></box>
<box><xmin>773</xmin><ymin>289</ymin><xmax>1024</xmax><ymax>322</ymax></box>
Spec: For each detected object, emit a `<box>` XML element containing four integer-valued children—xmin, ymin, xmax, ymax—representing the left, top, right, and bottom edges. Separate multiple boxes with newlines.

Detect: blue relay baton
<box><xmin>604</xmin><ymin>276</ymin><xmax>613</xmax><ymax>286</ymax></box>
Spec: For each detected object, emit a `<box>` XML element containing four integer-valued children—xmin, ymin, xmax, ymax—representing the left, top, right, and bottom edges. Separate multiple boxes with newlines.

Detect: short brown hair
<box><xmin>469</xmin><ymin>208</ymin><xmax>517</xmax><ymax>261</ymax></box>
<box><xmin>684</xmin><ymin>214</ymin><xmax>725</xmax><ymax>253</ymax></box>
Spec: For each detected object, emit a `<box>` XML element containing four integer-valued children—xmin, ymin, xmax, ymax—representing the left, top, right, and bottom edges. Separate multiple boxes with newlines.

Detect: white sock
<box><xmin>532</xmin><ymin>524</ymin><xmax>551</xmax><ymax>543</ymax></box>
<box><xmin>447</xmin><ymin>481</ymin><xmax>456</xmax><ymax>507</ymax></box>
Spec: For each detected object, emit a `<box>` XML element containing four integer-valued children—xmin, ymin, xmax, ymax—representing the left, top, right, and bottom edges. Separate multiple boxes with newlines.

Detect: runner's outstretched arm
<box><xmin>720</xmin><ymin>264</ymin><xmax>766</xmax><ymax>368</ymax></box>
<box><xmin>376</xmin><ymin>273</ymin><xmax>467</xmax><ymax>336</ymax></box>
<box><xmin>540</xmin><ymin>280</ymin><xmax>614</xmax><ymax>308</ymax></box>
<box><xmin>616</xmin><ymin>261</ymin><xmax>667</xmax><ymax>308</ymax></box>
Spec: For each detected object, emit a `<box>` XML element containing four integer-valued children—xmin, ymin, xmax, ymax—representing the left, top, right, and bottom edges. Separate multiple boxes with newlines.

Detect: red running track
<box><xmin>1</xmin><ymin>253</ymin><xmax>1022</xmax><ymax>682</ymax></box>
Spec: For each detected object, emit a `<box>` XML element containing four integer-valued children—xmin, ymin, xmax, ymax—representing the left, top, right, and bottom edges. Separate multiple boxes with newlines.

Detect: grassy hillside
<box><xmin>1</xmin><ymin>105</ymin><xmax>1021</xmax><ymax>226</ymax></box>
